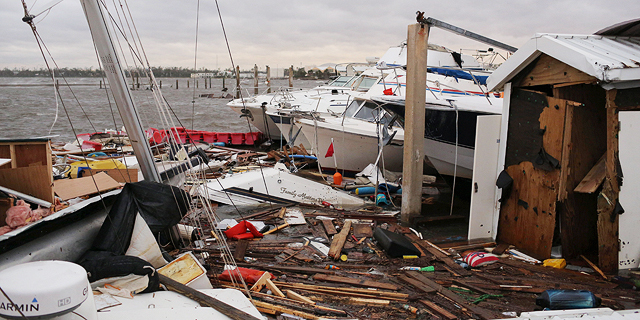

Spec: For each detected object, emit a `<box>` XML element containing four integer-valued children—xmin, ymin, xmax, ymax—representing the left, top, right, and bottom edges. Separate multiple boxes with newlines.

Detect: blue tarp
<box><xmin>427</xmin><ymin>67</ymin><xmax>488</xmax><ymax>85</ymax></box>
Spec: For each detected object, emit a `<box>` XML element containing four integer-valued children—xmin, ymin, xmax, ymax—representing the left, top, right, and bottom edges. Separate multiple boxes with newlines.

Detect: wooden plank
<box><xmin>233</xmin><ymin>239</ymin><xmax>249</xmax><ymax>262</ymax></box>
<box><xmin>515</xmin><ymin>54</ymin><xmax>596</xmax><ymax>87</ymax></box>
<box><xmin>265</xmin><ymin>278</ymin><xmax>285</xmax><ymax>298</ymax></box>
<box><xmin>580</xmin><ymin>255</ymin><xmax>609</xmax><ymax>280</ymax></box>
<box><xmin>159</xmin><ymin>274</ymin><xmax>261</xmax><ymax>320</ymax></box>
<box><xmin>245</xmin><ymin>264</ymin><xmax>335</xmax><ymax>275</ymax></box>
<box><xmin>263</xmin><ymin>222</ymin><xmax>289</xmax><ymax>235</ymax></box>
<box><xmin>80</xmin><ymin>168</ymin><xmax>138</xmax><ymax>183</ymax></box>
<box><xmin>273</xmin><ymin>281</ymin><xmax>409</xmax><ymax>299</ymax></box>
<box><xmin>320</xmin><ymin>219</ymin><xmax>337</xmax><ymax>235</ymax></box>
<box><xmin>406</xmin><ymin>234</ymin><xmax>472</xmax><ymax>276</ymax></box>
<box><xmin>352</xmin><ymin>223</ymin><xmax>372</xmax><ymax>238</ymax></box>
<box><xmin>53</xmin><ymin>172</ymin><xmax>121</xmax><ymax>200</ymax></box>
<box><xmin>327</xmin><ymin>220</ymin><xmax>351</xmax><ymax>259</ymax></box>
<box><xmin>396</xmin><ymin>274</ymin><xmax>436</xmax><ymax>294</ymax></box>
<box><xmin>312</xmin><ymin>274</ymin><xmax>398</xmax><ymax>291</ymax></box>
<box><xmin>251</xmin><ymin>300</ymin><xmax>321</xmax><ymax>320</ymax></box>
<box><xmin>285</xmin><ymin>290</ymin><xmax>315</xmax><ymax>305</ymax></box>
<box><xmin>0</xmin><ymin>165</ymin><xmax>54</xmax><ymax>203</ymax></box>
<box><xmin>420</xmin><ymin>300</ymin><xmax>457</xmax><ymax>320</ymax></box>
<box><xmin>598</xmin><ymin>90</ymin><xmax>620</xmax><ymax>273</ymax></box>
<box><xmin>406</xmin><ymin>272</ymin><xmax>497</xmax><ymax>320</ymax></box>
<box><xmin>574</xmin><ymin>154</ymin><xmax>606</xmax><ymax>193</ymax></box>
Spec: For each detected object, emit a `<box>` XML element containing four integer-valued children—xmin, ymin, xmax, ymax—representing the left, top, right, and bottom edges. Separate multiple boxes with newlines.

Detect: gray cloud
<box><xmin>2</xmin><ymin>0</ymin><xmax>639</xmax><ymax>70</ymax></box>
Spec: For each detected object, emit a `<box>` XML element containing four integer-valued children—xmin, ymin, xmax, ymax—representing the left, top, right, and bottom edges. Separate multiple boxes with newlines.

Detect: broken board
<box><xmin>53</xmin><ymin>172</ymin><xmax>121</xmax><ymax>200</ymax></box>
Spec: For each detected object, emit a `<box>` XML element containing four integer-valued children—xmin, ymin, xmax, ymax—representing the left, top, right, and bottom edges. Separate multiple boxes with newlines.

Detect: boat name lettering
<box><xmin>279</xmin><ymin>187</ymin><xmax>322</xmax><ymax>203</ymax></box>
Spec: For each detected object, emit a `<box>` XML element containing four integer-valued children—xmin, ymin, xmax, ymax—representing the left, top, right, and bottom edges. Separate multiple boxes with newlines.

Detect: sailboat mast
<box><xmin>80</xmin><ymin>0</ymin><xmax>161</xmax><ymax>183</ymax></box>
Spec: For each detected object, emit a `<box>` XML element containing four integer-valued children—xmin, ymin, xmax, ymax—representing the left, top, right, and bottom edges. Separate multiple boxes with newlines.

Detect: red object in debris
<box><xmin>218</xmin><ymin>267</ymin><xmax>274</xmax><ymax>284</ymax></box>
<box><xmin>217</xmin><ymin>133</ymin><xmax>230</xmax><ymax>144</ymax></box>
<box><xmin>232</xmin><ymin>233</ymin><xmax>255</xmax><ymax>240</ymax></box>
<box><xmin>81</xmin><ymin>140</ymin><xmax>102</xmax><ymax>151</ymax></box>
<box><xmin>244</xmin><ymin>132</ymin><xmax>261</xmax><ymax>145</ymax></box>
<box><xmin>223</xmin><ymin>220</ymin><xmax>263</xmax><ymax>240</ymax></box>
<box><xmin>383</xmin><ymin>88</ymin><xmax>393</xmax><ymax>95</ymax></box>
<box><xmin>230</xmin><ymin>133</ymin><xmax>245</xmax><ymax>145</ymax></box>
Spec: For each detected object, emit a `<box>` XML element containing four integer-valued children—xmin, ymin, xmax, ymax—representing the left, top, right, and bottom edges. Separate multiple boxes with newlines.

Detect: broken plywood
<box><xmin>53</xmin><ymin>172</ymin><xmax>121</xmax><ymax>200</ymax></box>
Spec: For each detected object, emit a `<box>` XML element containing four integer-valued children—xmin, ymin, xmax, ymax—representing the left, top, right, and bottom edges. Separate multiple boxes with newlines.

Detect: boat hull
<box><xmin>295</xmin><ymin>118</ymin><xmax>404</xmax><ymax>174</ymax></box>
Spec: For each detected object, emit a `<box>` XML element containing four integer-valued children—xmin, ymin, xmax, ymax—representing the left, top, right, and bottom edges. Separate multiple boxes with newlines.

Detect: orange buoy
<box><xmin>333</xmin><ymin>172</ymin><xmax>342</xmax><ymax>186</ymax></box>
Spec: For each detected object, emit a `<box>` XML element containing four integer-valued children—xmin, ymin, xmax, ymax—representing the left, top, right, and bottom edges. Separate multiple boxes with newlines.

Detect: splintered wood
<box><xmin>197</xmin><ymin>203</ymin><xmax>640</xmax><ymax>320</ymax></box>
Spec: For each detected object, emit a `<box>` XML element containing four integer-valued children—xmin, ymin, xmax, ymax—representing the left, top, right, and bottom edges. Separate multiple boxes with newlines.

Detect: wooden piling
<box><xmin>289</xmin><ymin>65</ymin><xmax>293</xmax><ymax>88</ymax></box>
<box><xmin>197</xmin><ymin>80</ymin><xmax>199</xmax><ymax>88</ymax></box>
<box><xmin>176</xmin><ymin>79</ymin><xmax>178</xmax><ymax>89</ymax></box>
<box><xmin>99</xmin><ymin>80</ymin><xmax>102</xmax><ymax>89</ymax></box>
<box><xmin>159</xmin><ymin>80</ymin><xmax>162</xmax><ymax>89</ymax></box>
<box><xmin>235</xmin><ymin>66</ymin><xmax>241</xmax><ymax>98</ymax></box>
<box><xmin>401</xmin><ymin>23</ymin><xmax>429</xmax><ymax>226</ymax></box>
<box><xmin>187</xmin><ymin>80</ymin><xmax>190</xmax><ymax>88</ymax></box>
<box><xmin>266</xmin><ymin>65</ymin><xmax>271</xmax><ymax>94</ymax></box>
<box><xmin>223</xmin><ymin>74</ymin><xmax>226</xmax><ymax>91</ymax></box>
<box><xmin>254</xmin><ymin>64</ymin><xmax>259</xmax><ymax>95</ymax></box>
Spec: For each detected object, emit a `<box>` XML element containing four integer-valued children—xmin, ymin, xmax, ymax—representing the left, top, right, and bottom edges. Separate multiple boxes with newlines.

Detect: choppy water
<box><xmin>0</xmin><ymin>77</ymin><xmax>322</xmax><ymax>143</ymax></box>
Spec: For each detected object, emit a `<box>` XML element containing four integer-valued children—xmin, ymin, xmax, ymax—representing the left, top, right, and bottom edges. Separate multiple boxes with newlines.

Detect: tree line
<box><xmin>1</xmin><ymin>66</ymin><xmax>337</xmax><ymax>79</ymax></box>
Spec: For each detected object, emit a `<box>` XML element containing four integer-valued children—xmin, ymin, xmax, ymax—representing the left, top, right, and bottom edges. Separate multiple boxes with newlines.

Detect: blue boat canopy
<box><xmin>428</xmin><ymin>67</ymin><xmax>488</xmax><ymax>85</ymax></box>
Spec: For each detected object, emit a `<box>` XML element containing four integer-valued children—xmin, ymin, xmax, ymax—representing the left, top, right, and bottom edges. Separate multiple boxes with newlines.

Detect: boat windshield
<box><xmin>329</xmin><ymin>76</ymin><xmax>356</xmax><ymax>87</ymax></box>
<box><xmin>343</xmin><ymin>100</ymin><xmax>362</xmax><ymax>118</ymax></box>
<box><xmin>353</xmin><ymin>76</ymin><xmax>379</xmax><ymax>92</ymax></box>
<box><xmin>354</xmin><ymin>101</ymin><xmax>384</xmax><ymax>122</ymax></box>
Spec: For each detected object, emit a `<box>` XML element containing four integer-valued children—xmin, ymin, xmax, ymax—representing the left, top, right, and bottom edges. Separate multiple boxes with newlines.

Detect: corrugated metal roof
<box><xmin>487</xmin><ymin>34</ymin><xmax>640</xmax><ymax>91</ymax></box>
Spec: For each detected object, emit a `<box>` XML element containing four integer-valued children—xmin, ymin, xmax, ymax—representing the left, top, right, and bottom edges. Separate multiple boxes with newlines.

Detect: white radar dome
<box><xmin>0</xmin><ymin>260</ymin><xmax>89</xmax><ymax>319</ymax></box>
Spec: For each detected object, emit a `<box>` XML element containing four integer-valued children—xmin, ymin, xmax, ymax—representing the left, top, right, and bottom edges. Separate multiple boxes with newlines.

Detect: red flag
<box><xmin>324</xmin><ymin>142</ymin><xmax>334</xmax><ymax>158</ymax></box>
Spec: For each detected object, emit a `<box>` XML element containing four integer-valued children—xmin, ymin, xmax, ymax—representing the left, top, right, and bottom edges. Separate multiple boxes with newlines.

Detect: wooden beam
<box><xmin>574</xmin><ymin>154</ymin><xmax>606</xmax><ymax>193</ymax></box>
<box><xmin>233</xmin><ymin>239</ymin><xmax>249</xmax><ymax>262</ymax></box>
<box><xmin>328</xmin><ymin>220</ymin><xmax>351</xmax><ymax>259</ymax></box>
<box><xmin>252</xmin><ymin>300</ymin><xmax>321</xmax><ymax>320</ymax></box>
<box><xmin>420</xmin><ymin>300</ymin><xmax>457</xmax><ymax>320</ymax></box>
<box><xmin>159</xmin><ymin>274</ymin><xmax>261</xmax><ymax>320</ymax></box>
<box><xmin>406</xmin><ymin>272</ymin><xmax>497</xmax><ymax>320</ymax></box>
<box><xmin>396</xmin><ymin>274</ymin><xmax>436</xmax><ymax>294</ymax></box>
<box><xmin>401</xmin><ymin>23</ymin><xmax>429</xmax><ymax>225</ymax></box>
<box><xmin>273</xmin><ymin>281</ymin><xmax>408</xmax><ymax>299</ymax></box>
<box><xmin>516</xmin><ymin>54</ymin><xmax>596</xmax><ymax>87</ymax></box>
<box><xmin>285</xmin><ymin>290</ymin><xmax>315</xmax><ymax>305</ymax></box>
<box><xmin>312</xmin><ymin>274</ymin><xmax>398</xmax><ymax>291</ymax></box>
<box><xmin>320</xmin><ymin>219</ymin><xmax>337</xmax><ymax>235</ymax></box>
<box><xmin>598</xmin><ymin>89</ymin><xmax>620</xmax><ymax>273</ymax></box>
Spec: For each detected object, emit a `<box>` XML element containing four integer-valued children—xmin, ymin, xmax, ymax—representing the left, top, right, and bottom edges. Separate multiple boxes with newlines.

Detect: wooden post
<box><xmin>176</xmin><ymin>79</ymin><xmax>178</xmax><ymax>89</ymax></box>
<box><xmin>235</xmin><ymin>65</ymin><xmax>241</xmax><ymax>98</ymax></box>
<box><xmin>289</xmin><ymin>65</ymin><xmax>293</xmax><ymax>88</ymax></box>
<box><xmin>266</xmin><ymin>65</ymin><xmax>271</xmax><ymax>94</ymax></box>
<box><xmin>223</xmin><ymin>74</ymin><xmax>226</xmax><ymax>91</ymax></box>
<box><xmin>159</xmin><ymin>80</ymin><xmax>162</xmax><ymax>89</ymax></box>
<box><xmin>253</xmin><ymin>64</ymin><xmax>259</xmax><ymax>95</ymax></box>
<box><xmin>187</xmin><ymin>80</ymin><xmax>190</xmax><ymax>88</ymax></box>
<box><xmin>401</xmin><ymin>23</ymin><xmax>429</xmax><ymax>226</ymax></box>
<box><xmin>99</xmin><ymin>80</ymin><xmax>102</xmax><ymax>89</ymax></box>
<box><xmin>136</xmin><ymin>76</ymin><xmax>140</xmax><ymax>89</ymax></box>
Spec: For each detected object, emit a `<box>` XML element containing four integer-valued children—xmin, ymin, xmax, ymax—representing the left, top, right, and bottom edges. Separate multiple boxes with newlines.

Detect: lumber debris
<box><xmin>328</xmin><ymin>220</ymin><xmax>352</xmax><ymax>259</ymax></box>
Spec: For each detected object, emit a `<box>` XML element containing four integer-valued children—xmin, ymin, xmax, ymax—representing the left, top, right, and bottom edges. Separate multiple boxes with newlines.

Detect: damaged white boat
<box><xmin>196</xmin><ymin>163</ymin><xmax>365</xmax><ymax>207</ymax></box>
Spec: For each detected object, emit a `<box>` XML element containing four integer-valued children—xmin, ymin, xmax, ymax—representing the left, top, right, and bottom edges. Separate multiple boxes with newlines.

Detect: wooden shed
<box><xmin>483</xmin><ymin>20</ymin><xmax>640</xmax><ymax>272</ymax></box>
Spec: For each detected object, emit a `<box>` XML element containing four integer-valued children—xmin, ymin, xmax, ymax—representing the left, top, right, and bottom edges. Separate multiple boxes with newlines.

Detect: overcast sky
<box><xmin>1</xmin><ymin>0</ymin><xmax>639</xmax><ymax>72</ymax></box>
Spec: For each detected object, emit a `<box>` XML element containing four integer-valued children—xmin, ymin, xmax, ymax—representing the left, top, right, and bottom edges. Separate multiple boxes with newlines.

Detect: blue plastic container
<box><xmin>536</xmin><ymin>289</ymin><xmax>601</xmax><ymax>310</ymax></box>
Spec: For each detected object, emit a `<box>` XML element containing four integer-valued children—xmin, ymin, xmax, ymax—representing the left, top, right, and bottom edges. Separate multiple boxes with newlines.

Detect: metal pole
<box><xmin>80</xmin><ymin>0</ymin><xmax>161</xmax><ymax>183</ymax></box>
<box><xmin>401</xmin><ymin>23</ymin><xmax>429</xmax><ymax>226</ymax></box>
